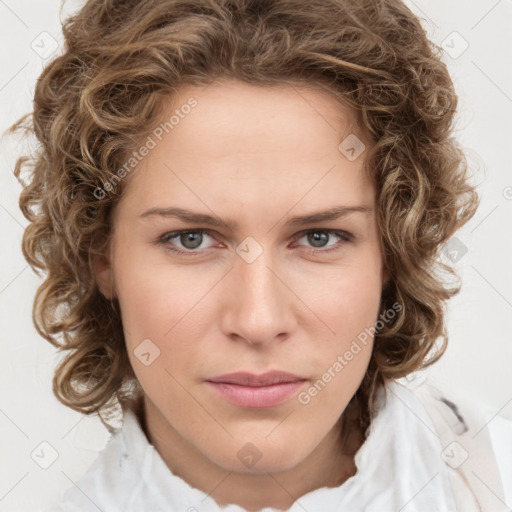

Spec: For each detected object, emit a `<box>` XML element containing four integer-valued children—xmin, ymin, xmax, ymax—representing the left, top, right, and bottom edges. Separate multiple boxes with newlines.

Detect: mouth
<box><xmin>206</xmin><ymin>371</ymin><xmax>308</xmax><ymax>408</ymax></box>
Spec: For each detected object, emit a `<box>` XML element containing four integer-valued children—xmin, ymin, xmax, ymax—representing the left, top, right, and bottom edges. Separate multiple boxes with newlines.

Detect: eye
<box><xmin>157</xmin><ymin>228</ymin><xmax>353</xmax><ymax>256</ymax></box>
<box><xmin>158</xmin><ymin>230</ymin><xmax>216</xmax><ymax>255</ymax></box>
<box><xmin>294</xmin><ymin>229</ymin><xmax>352</xmax><ymax>254</ymax></box>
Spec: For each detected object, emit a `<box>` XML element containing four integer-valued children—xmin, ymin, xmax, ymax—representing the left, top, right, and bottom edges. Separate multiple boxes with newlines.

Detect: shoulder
<box><xmin>48</xmin><ymin>409</ymin><xmax>152</xmax><ymax>512</ymax></box>
<box><xmin>392</xmin><ymin>374</ymin><xmax>512</xmax><ymax>510</ymax></box>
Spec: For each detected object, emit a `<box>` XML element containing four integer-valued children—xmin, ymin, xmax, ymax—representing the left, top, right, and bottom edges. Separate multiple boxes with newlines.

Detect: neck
<box><xmin>138</xmin><ymin>398</ymin><xmax>364</xmax><ymax>511</ymax></box>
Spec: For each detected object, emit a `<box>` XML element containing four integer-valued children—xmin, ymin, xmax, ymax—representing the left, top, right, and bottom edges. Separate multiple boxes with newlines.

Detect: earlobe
<box><xmin>92</xmin><ymin>248</ymin><xmax>116</xmax><ymax>300</ymax></box>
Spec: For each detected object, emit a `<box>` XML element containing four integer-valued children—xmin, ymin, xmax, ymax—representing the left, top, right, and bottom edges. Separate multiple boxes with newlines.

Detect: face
<box><xmin>95</xmin><ymin>79</ymin><xmax>386</xmax><ymax>475</ymax></box>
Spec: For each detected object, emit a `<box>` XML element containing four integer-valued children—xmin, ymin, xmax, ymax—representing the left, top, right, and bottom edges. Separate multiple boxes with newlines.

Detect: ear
<box><xmin>92</xmin><ymin>242</ymin><xmax>116</xmax><ymax>300</ymax></box>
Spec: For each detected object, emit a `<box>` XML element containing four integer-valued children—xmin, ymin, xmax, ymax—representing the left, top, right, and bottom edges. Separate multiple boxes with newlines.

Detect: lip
<box><xmin>207</xmin><ymin>371</ymin><xmax>306</xmax><ymax>386</ymax></box>
<box><xmin>206</xmin><ymin>371</ymin><xmax>308</xmax><ymax>408</ymax></box>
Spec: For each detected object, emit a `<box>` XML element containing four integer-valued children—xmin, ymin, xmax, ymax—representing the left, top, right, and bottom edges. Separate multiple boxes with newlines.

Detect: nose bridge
<box><xmin>222</xmin><ymin>246</ymin><xmax>293</xmax><ymax>344</ymax></box>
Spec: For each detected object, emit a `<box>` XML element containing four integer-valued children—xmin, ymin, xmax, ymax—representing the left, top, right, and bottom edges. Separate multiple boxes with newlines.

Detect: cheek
<box><xmin>298</xmin><ymin>257</ymin><xmax>382</xmax><ymax>386</ymax></box>
<box><xmin>334</xmin><ymin>277</ymin><xmax>381</xmax><ymax>343</ymax></box>
<box><xmin>112</xmin><ymin>246</ymin><xmax>199</xmax><ymax>338</ymax></box>
<box><xmin>295</xmin><ymin>271</ymin><xmax>380</xmax><ymax>420</ymax></box>
<box><xmin>112</xmin><ymin>248</ymin><xmax>216</xmax><ymax>384</ymax></box>
<box><xmin>303</xmin><ymin>258</ymin><xmax>383</xmax><ymax>340</ymax></box>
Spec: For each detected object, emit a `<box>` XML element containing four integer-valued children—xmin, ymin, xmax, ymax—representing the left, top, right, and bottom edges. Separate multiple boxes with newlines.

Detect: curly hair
<box><xmin>8</xmin><ymin>0</ymin><xmax>479</xmax><ymax>438</ymax></box>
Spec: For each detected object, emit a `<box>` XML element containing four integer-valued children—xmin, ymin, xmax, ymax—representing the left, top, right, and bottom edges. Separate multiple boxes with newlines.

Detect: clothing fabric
<box><xmin>48</xmin><ymin>375</ymin><xmax>512</xmax><ymax>512</ymax></box>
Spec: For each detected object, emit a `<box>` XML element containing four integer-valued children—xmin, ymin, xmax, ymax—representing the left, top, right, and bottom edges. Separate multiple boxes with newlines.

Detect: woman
<box><xmin>9</xmin><ymin>0</ymin><xmax>510</xmax><ymax>510</ymax></box>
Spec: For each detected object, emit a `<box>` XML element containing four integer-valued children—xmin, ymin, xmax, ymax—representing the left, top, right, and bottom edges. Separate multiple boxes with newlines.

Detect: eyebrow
<box><xmin>139</xmin><ymin>205</ymin><xmax>373</xmax><ymax>229</ymax></box>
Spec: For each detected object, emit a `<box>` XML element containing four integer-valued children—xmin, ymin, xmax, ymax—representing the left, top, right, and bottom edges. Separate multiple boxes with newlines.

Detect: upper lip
<box><xmin>207</xmin><ymin>371</ymin><xmax>307</xmax><ymax>387</ymax></box>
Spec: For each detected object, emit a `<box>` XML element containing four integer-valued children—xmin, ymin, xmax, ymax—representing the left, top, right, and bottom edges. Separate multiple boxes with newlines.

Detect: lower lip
<box><xmin>206</xmin><ymin>381</ymin><xmax>307</xmax><ymax>408</ymax></box>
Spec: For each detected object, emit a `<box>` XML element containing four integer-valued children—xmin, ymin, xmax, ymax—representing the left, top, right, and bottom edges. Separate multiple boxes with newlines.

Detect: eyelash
<box><xmin>157</xmin><ymin>229</ymin><xmax>353</xmax><ymax>257</ymax></box>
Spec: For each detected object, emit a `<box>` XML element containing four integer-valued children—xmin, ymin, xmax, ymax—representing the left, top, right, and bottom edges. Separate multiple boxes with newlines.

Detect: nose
<box><xmin>220</xmin><ymin>249</ymin><xmax>297</xmax><ymax>346</ymax></box>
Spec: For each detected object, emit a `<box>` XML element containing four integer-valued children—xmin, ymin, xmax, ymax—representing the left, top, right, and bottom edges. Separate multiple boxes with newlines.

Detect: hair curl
<box><xmin>8</xmin><ymin>0</ymin><xmax>479</xmax><ymax>438</ymax></box>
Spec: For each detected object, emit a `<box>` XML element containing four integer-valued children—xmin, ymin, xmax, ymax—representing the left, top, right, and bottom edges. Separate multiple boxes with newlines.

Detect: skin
<box><xmin>94</xmin><ymin>79</ymin><xmax>388</xmax><ymax>511</ymax></box>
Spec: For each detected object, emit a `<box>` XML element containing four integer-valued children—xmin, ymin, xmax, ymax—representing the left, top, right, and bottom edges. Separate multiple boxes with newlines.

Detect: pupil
<box><xmin>182</xmin><ymin>232</ymin><xmax>202</xmax><ymax>249</ymax></box>
<box><xmin>308</xmin><ymin>232</ymin><xmax>328</xmax><ymax>248</ymax></box>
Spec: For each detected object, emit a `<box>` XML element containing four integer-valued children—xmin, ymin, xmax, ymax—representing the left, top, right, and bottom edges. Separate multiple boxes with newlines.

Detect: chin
<box><xmin>208</xmin><ymin>440</ymin><xmax>309</xmax><ymax>474</ymax></box>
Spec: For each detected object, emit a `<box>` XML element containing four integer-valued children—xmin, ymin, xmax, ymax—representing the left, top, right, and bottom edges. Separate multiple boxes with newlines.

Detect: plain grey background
<box><xmin>1</xmin><ymin>1</ymin><xmax>511</xmax><ymax>510</ymax></box>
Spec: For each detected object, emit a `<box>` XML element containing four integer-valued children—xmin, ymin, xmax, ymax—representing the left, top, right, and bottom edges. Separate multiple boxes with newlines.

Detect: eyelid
<box><xmin>293</xmin><ymin>228</ymin><xmax>353</xmax><ymax>242</ymax></box>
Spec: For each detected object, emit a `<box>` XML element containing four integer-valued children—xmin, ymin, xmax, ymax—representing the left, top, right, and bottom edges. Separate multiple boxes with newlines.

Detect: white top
<box><xmin>49</xmin><ymin>376</ymin><xmax>512</xmax><ymax>511</ymax></box>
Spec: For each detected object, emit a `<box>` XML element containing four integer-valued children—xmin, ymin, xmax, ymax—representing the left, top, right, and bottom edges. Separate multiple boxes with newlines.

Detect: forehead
<box><xmin>116</xmin><ymin>79</ymin><xmax>374</xmax><ymax>221</ymax></box>
<box><xmin>155</xmin><ymin>79</ymin><xmax>365</xmax><ymax>156</ymax></box>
